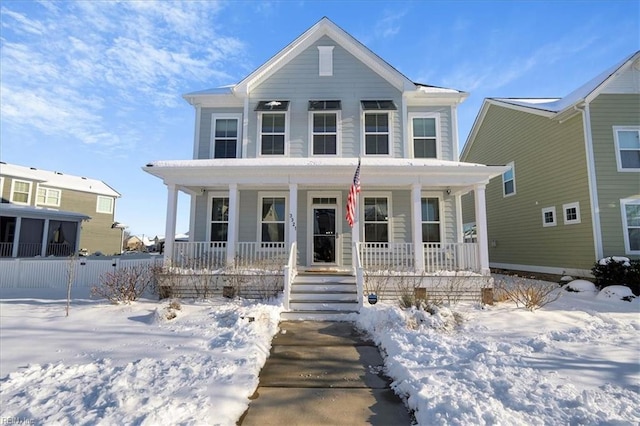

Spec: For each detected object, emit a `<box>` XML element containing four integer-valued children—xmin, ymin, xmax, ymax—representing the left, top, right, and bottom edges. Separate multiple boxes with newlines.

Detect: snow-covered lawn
<box><xmin>1</xmin><ymin>277</ymin><xmax>639</xmax><ymax>425</ymax></box>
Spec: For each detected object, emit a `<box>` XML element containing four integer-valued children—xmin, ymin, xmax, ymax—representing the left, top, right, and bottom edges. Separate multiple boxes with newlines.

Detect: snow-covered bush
<box><xmin>562</xmin><ymin>279</ymin><xmax>597</xmax><ymax>293</ymax></box>
<box><xmin>596</xmin><ymin>285</ymin><xmax>636</xmax><ymax>302</ymax></box>
<box><xmin>592</xmin><ymin>257</ymin><xmax>639</xmax><ymax>296</ymax></box>
<box><xmin>91</xmin><ymin>264</ymin><xmax>155</xmax><ymax>304</ymax></box>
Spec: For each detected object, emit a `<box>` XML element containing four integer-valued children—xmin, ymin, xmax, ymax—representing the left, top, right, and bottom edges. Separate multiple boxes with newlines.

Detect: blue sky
<box><xmin>1</xmin><ymin>0</ymin><xmax>638</xmax><ymax>238</ymax></box>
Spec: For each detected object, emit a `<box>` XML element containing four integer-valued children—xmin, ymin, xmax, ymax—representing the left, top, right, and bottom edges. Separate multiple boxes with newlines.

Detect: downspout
<box><xmin>576</xmin><ymin>103</ymin><xmax>604</xmax><ymax>260</ymax></box>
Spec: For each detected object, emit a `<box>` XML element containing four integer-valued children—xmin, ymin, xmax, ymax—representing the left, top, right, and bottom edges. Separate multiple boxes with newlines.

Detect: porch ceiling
<box><xmin>143</xmin><ymin>158</ymin><xmax>508</xmax><ymax>189</ymax></box>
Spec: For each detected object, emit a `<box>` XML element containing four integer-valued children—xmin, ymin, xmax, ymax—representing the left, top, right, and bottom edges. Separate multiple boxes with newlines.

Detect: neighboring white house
<box><xmin>144</xmin><ymin>17</ymin><xmax>506</xmax><ymax>313</ymax></box>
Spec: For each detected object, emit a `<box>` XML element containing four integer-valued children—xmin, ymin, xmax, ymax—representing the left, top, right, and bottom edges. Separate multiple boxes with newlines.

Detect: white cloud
<box><xmin>0</xmin><ymin>1</ymin><xmax>246</xmax><ymax>153</ymax></box>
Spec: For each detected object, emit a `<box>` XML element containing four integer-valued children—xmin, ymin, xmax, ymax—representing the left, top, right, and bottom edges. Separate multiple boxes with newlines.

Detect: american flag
<box><xmin>346</xmin><ymin>159</ymin><xmax>361</xmax><ymax>228</ymax></box>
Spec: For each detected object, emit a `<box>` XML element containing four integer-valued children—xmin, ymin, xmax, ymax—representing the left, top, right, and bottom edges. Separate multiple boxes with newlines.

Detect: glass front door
<box><xmin>312</xmin><ymin>207</ymin><xmax>336</xmax><ymax>263</ymax></box>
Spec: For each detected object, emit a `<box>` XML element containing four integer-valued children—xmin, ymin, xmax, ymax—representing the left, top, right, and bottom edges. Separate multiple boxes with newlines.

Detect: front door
<box><xmin>312</xmin><ymin>207</ymin><xmax>337</xmax><ymax>264</ymax></box>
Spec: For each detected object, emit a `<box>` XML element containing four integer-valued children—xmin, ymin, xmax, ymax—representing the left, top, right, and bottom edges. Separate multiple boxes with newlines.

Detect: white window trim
<box><xmin>36</xmin><ymin>185</ymin><xmax>61</xmax><ymax>207</ymax></box>
<box><xmin>613</xmin><ymin>126</ymin><xmax>640</xmax><ymax>172</ymax></box>
<box><xmin>308</xmin><ymin>110</ymin><xmax>341</xmax><ymax>156</ymax></box>
<box><xmin>257</xmin><ymin>191</ymin><xmax>288</xmax><ymax>243</ymax></box>
<box><xmin>96</xmin><ymin>195</ymin><xmax>114</xmax><ymax>214</ymax></box>
<box><xmin>361</xmin><ymin>111</ymin><xmax>394</xmax><ymax>157</ymax></box>
<box><xmin>10</xmin><ymin>179</ymin><xmax>32</xmax><ymax>205</ymax></box>
<box><xmin>207</xmin><ymin>192</ymin><xmax>230</xmax><ymax>244</ymax></box>
<box><xmin>318</xmin><ymin>46</ymin><xmax>334</xmax><ymax>77</ymax></box>
<box><xmin>563</xmin><ymin>202</ymin><xmax>581</xmax><ymax>225</ymax></box>
<box><xmin>0</xmin><ymin>177</ymin><xmax>4</xmax><ymax>201</ymax></box>
<box><xmin>620</xmin><ymin>198</ymin><xmax>640</xmax><ymax>255</ymax></box>
<box><xmin>257</xmin><ymin>111</ymin><xmax>289</xmax><ymax>157</ymax></box>
<box><xmin>361</xmin><ymin>192</ymin><xmax>393</xmax><ymax>242</ymax></box>
<box><xmin>503</xmin><ymin>161</ymin><xmax>516</xmax><ymax>197</ymax></box>
<box><xmin>210</xmin><ymin>113</ymin><xmax>242</xmax><ymax>159</ymax></box>
<box><xmin>408</xmin><ymin>113</ymin><xmax>441</xmax><ymax>159</ymax></box>
<box><xmin>542</xmin><ymin>206</ymin><xmax>557</xmax><ymax>227</ymax></box>
<box><xmin>421</xmin><ymin>192</ymin><xmax>444</xmax><ymax>243</ymax></box>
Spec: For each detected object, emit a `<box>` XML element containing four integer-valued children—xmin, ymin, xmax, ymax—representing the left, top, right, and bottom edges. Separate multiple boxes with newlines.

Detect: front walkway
<box><xmin>239</xmin><ymin>321</ymin><xmax>412</xmax><ymax>425</ymax></box>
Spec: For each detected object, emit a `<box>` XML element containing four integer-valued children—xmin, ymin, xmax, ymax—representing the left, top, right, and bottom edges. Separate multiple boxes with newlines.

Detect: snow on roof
<box><xmin>492</xmin><ymin>51</ymin><xmax>640</xmax><ymax>113</ymax></box>
<box><xmin>183</xmin><ymin>85</ymin><xmax>235</xmax><ymax>97</ymax></box>
<box><xmin>414</xmin><ymin>83</ymin><xmax>466</xmax><ymax>95</ymax></box>
<box><xmin>0</xmin><ymin>163</ymin><xmax>120</xmax><ymax>197</ymax></box>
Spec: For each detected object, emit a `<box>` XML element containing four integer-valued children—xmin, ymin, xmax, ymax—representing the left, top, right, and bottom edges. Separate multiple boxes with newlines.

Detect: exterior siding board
<box><xmin>248</xmin><ymin>35</ymin><xmax>402</xmax><ymax>159</ymax></box>
<box><xmin>463</xmin><ymin>105</ymin><xmax>595</xmax><ymax>271</ymax></box>
<box><xmin>590</xmin><ymin>94</ymin><xmax>640</xmax><ymax>258</ymax></box>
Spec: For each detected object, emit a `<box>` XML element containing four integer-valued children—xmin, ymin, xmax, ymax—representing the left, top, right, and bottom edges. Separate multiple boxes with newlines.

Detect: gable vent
<box><xmin>318</xmin><ymin>46</ymin><xmax>334</xmax><ymax>77</ymax></box>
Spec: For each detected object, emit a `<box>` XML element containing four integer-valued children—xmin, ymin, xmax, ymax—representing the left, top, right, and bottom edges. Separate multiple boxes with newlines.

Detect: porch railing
<box><xmin>357</xmin><ymin>242</ymin><xmax>480</xmax><ymax>273</ymax></box>
<box><xmin>171</xmin><ymin>241</ymin><xmax>288</xmax><ymax>270</ymax></box>
<box><xmin>358</xmin><ymin>242</ymin><xmax>414</xmax><ymax>270</ymax></box>
<box><xmin>283</xmin><ymin>242</ymin><xmax>297</xmax><ymax>310</ymax></box>
<box><xmin>424</xmin><ymin>242</ymin><xmax>479</xmax><ymax>272</ymax></box>
<box><xmin>0</xmin><ymin>242</ymin><xmax>77</xmax><ymax>258</ymax></box>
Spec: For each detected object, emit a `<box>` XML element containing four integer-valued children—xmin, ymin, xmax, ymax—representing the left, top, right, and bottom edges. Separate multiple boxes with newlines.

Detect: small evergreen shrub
<box><xmin>592</xmin><ymin>257</ymin><xmax>640</xmax><ymax>296</ymax></box>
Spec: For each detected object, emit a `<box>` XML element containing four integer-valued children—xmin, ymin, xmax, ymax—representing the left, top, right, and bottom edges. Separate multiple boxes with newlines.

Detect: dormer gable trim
<box><xmin>234</xmin><ymin>17</ymin><xmax>415</xmax><ymax>95</ymax></box>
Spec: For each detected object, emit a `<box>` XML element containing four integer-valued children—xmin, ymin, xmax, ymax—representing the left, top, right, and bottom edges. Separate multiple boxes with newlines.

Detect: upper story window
<box><xmin>410</xmin><ymin>114</ymin><xmax>438</xmax><ymax>158</ymax></box>
<box><xmin>256</xmin><ymin>101</ymin><xmax>290</xmax><ymax>156</ymax></box>
<box><xmin>10</xmin><ymin>179</ymin><xmax>32</xmax><ymax>204</ymax></box>
<box><xmin>542</xmin><ymin>206</ymin><xmax>556</xmax><ymax>227</ymax></box>
<box><xmin>37</xmin><ymin>187</ymin><xmax>61</xmax><ymax>207</ymax></box>
<box><xmin>212</xmin><ymin>114</ymin><xmax>241</xmax><ymax>158</ymax></box>
<box><xmin>309</xmin><ymin>100</ymin><xmax>341</xmax><ymax>156</ymax></box>
<box><xmin>362</xmin><ymin>101</ymin><xmax>396</xmax><ymax>156</ymax></box>
<box><xmin>614</xmin><ymin>127</ymin><xmax>640</xmax><ymax>171</ymax></box>
<box><xmin>96</xmin><ymin>195</ymin><xmax>114</xmax><ymax>214</ymax></box>
<box><xmin>503</xmin><ymin>162</ymin><xmax>516</xmax><ymax>197</ymax></box>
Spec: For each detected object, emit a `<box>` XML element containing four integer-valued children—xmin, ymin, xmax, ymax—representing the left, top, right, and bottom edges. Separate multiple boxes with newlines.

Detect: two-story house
<box><xmin>0</xmin><ymin>162</ymin><xmax>122</xmax><ymax>257</ymax></box>
<box><xmin>144</xmin><ymin>18</ymin><xmax>506</xmax><ymax>314</ymax></box>
<box><xmin>461</xmin><ymin>51</ymin><xmax>640</xmax><ymax>277</ymax></box>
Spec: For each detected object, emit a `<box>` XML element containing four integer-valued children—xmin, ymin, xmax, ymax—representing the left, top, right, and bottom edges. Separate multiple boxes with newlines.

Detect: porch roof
<box><xmin>143</xmin><ymin>158</ymin><xmax>508</xmax><ymax>190</ymax></box>
<box><xmin>0</xmin><ymin>204</ymin><xmax>90</xmax><ymax>222</ymax></box>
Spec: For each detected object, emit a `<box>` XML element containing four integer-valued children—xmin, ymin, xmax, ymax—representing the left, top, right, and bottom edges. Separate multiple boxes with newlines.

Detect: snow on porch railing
<box><xmin>423</xmin><ymin>242</ymin><xmax>479</xmax><ymax>273</ymax></box>
<box><xmin>172</xmin><ymin>242</ymin><xmax>226</xmax><ymax>270</ymax></box>
<box><xmin>358</xmin><ymin>242</ymin><xmax>414</xmax><ymax>269</ymax></box>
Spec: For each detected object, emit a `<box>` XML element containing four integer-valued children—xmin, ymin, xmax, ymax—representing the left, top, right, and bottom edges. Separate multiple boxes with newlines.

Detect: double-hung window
<box><xmin>614</xmin><ymin>127</ymin><xmax>640</xmax><ymax>171</ymax></box>
<box><xmin>260</xmin><ymin>195</ymin><xmax>286</xmax><ymax>243</ymax></box>
<box><xmin>212</xmin><ymin>115</ymin><xmax>241</xmax><ymax>158</ymax></box>
<box><xmin>256</xmin><ymin>101</ymin><xmax>289</xmax><ymax>156</ymax></box>
<box><xmin>410</xmin><ymin>114</ymin><xmax>438</xmax><ymax>158</ymax></box>
<box><xmin>503</xmin><ymin>162</ymin><xmax>516</xmax><ymax>197</ymax></box>
<box><xmin>421</xmin><ymin>197</ymin><xmax>441</xmax><ymax>242</ymax></box>
<box><xmin>210</xmin><ymin>197</ymin><xmax>229</xmax><ymax>242</ymax></box>
<box><xmin>621</xmin><ymin>199</ymin><xmax>640</xmax><ymax>254</ymax></box>
<box><xmin>362</xmin><ymin>100</ymin><xmax>396</xmax><ymax>155</ymax></box>
<box><xmin>96</xmin><ymin>196</ymin><xmax>114</xmax><ymax>214</ymax></box>
<box><xmin>10</xmin><ymin>180</ymin><xmax>32</xmax><ymax>204</ymax></box>
<box><xmin>37</xmin><ymin>187</ymin><xmax>61</xmax><ymax>207</ymax></box>
<box><xmin>309</xmin><ymin>100</ymin><xmax>341</xmax><ymax>155</ymax></box>
<box><xmin>363</xmin><ymin>196</ymin><xmax>389</xmax><ymax>242</ymax></box>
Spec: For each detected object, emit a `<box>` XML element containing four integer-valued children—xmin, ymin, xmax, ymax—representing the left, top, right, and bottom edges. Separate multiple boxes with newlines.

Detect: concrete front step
<box><xmin>292</xmin><ymin>282</ymin><xmax>356</xmax><ymax>292</ymax></box>
<box><xmin>289</xmin><ymin>300</ymin><xmax>359</xmax><ymax>311</ymax></box>
<box><xmin>290</xmin><ymin>291</ymin><xmax>356</xmax><ymax>301</ymax></box>
<box><xmin>294</xmin><ymin>275</ymin><xmax>356</xmax><ymax>285</ymax></box>
<box><xmin>280</xmin><ymin>310</ymin><xmax>358</xmax><ymax>321</ymax></box>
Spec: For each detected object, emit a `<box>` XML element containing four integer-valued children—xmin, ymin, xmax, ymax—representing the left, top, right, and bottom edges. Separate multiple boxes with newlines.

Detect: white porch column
<box><xmin>474</xmin><ymin>184</ymin><xmax>490</xmax><ymax>275</ymax></box>
<box><xmin>164</xmin><ymin>184</ymin><xmax>178</xmax><ymax>266</ymax></box>
<box><xmin>75</xmin><ymin>222</ymin><xmax>83</xmax><ymax>254</ymax></box>
<box><xmin>12</xmin><ymin>217</ymin><xmax>22</xmax><ymax>258</ymax></box>
<box><xmin>455</xmin><ymin>194</ymin><xmax>464</xmax><ymax>243</ymax></box>
<box><xmin>288</xmin><ymin>183</ymin><xmax>298</xmax><ymax>246</ymax></box>
<box><xmin>351</xmin><ymin>199</ymin><xmax>361</xmax><ymax>272</ymax></box>
<box><xmin>411</xmin><ymin>183</ymin><xmax>425</xmax><ymax>273</ymax></box>
<box><xmin>41</xmin><ymin>219</ymin><xmax>50</xmax><ymax>257</ymax></box>
<box><xmin>227</xmin><ymin>184</ymin><xmax>238</xmax><ymax>266</ymax></box>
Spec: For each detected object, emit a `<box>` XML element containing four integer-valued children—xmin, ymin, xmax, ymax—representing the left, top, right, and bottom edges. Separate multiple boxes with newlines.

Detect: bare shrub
<box><xmin>248</xmin><ymin>257</ymin><xmax>283</xmax><ymax>300</ymax></box>
<box><xmin>495</xmin><ymin>278</ymin><xmax>561</xmax><ymax>311</ymax></box>
<box><xmin>431</xmin><ymin>273</ymin><xmax>469</xmax><ymax>305</ymax></box>
<box><xmin>364</xmin><ymin>265</ymin><xmax>393</xmax><ymax>296</ymax></box>
<box><xmin>66</xmin><ymin>253</ymin><xmax>78</xmax><ymax>317</ymax></box>
<box><xmin>92</xmin><ymin>264</ymin><xmax>155</xmax><ymax>304</ymax></box>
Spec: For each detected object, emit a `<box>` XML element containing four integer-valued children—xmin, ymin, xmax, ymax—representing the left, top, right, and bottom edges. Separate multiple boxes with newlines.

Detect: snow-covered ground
<box><xmin>1</xmin><ymin>277</ymin><xmax>639</xmax><ymax>425</ymax></box>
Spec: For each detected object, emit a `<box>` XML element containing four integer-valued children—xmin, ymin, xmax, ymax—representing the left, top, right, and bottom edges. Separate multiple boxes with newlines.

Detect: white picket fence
<box><xmin>0</xmin><ymin>256</ymin><xmax>164</xmax><ymax>289</ymax></box>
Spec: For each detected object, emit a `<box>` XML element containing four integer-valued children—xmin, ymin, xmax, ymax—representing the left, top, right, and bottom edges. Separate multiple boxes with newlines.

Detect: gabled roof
<box><xmin>0</xmin><ymin>162</ymin><xmax>121</xmax><ymax>197</ymax></box>
<box><xmin>461</xmin><ymin>50</ymin><xmax>640</xmax><ymax>160</ymax></box>
<box><xmin>184</xmin><ymin>17</ymin><xmax>467</xmax><ymax>104</ymax></box>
